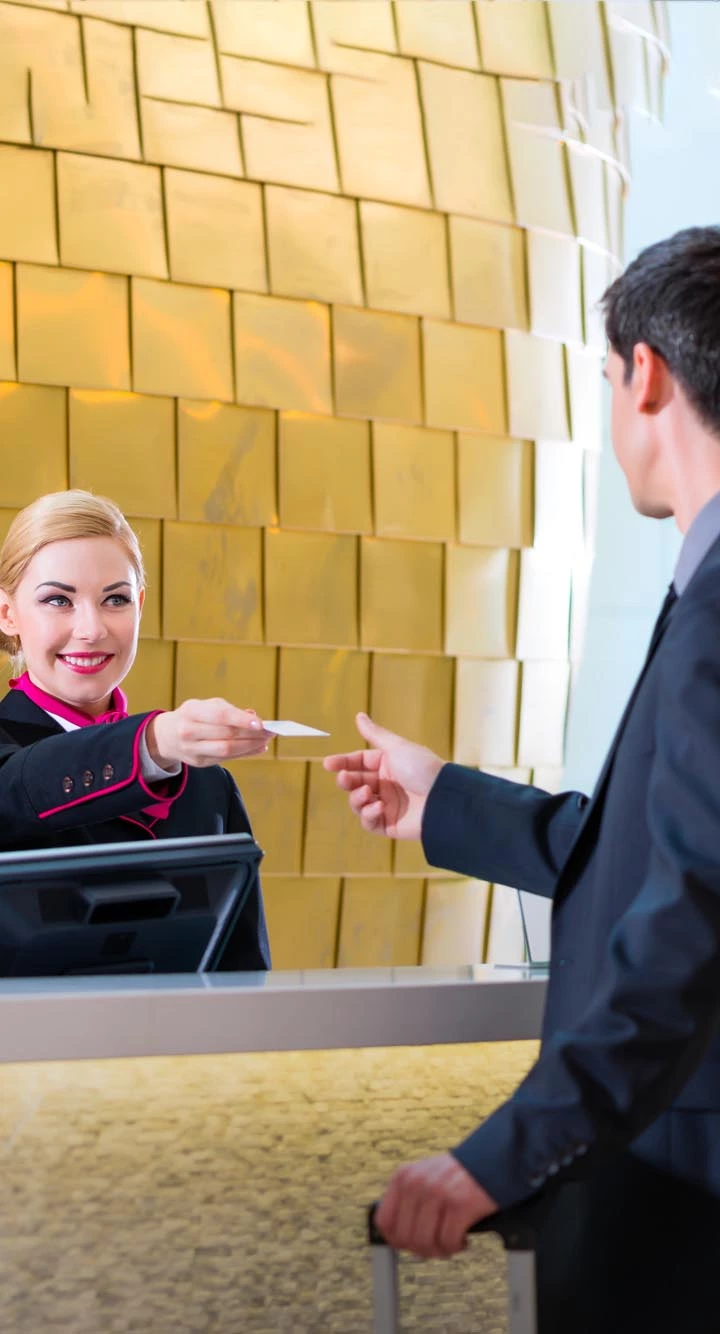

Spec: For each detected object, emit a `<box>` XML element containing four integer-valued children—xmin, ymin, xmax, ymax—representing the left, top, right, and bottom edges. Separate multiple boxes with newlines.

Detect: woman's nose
<box><xmin>74</xmin><ymin>607</ymin><xmax>108</xmax><ymax>641</ymax></box>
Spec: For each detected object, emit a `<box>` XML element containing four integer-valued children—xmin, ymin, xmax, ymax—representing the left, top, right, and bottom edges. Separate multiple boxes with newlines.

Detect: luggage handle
<box><xmin>368</xmin><ymin>1197</ymin><xmax>544</xmax><ymax>1251</ymax></box>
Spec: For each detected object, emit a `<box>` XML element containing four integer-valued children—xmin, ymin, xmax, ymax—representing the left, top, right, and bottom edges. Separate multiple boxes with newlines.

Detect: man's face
<box><xmin>605</xmin><ymin>347</ymin><xmax>671</xmax><ymax>519</ymax></box>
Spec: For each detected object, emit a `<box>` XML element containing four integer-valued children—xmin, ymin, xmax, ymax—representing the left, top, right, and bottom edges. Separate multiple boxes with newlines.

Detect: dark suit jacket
<box><xmin>423</xmin><ymin>534</ymin><xmax>720</xmax><ymax>1208</ymax></box>
<box><xmin>0</xmin><ymin>690</ymin><xmax>270</xmax><ymax>970</ymax></box>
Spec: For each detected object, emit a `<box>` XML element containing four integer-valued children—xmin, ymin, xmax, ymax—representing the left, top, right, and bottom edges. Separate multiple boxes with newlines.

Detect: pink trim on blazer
<box><xmin>37</xmin><ymin>712</ymin><xmax>164</xmax><ymax>820</ymax></box>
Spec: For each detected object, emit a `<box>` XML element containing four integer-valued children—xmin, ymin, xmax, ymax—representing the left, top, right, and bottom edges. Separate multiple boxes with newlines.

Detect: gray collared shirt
<box><xmin>674</xmin><ymin>489</ymin><xmax>720</xmax><ymax>594</ymax></box>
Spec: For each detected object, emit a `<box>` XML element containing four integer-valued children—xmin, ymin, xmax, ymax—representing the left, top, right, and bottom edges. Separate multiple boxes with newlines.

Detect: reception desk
<box><xmin>0</xmin><ymin>967</ymin><xmax>546</xmax><ymax>1333</ymax></box>
<box><xmin>0</xmin><ymin>963</ymin><xmax>547</xmax><ymax>1063</ymax></box>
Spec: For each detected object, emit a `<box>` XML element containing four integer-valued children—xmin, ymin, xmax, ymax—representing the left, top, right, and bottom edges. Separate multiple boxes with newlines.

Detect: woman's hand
<box><xmin>323</xmin><ymin>713</ymin><xmax>445</xmax><ymax>841</ymax></box>
<box><xmin>145</xmin><ymin>699</ymin><xmax>272</xmax><ymax>769</ymax></box>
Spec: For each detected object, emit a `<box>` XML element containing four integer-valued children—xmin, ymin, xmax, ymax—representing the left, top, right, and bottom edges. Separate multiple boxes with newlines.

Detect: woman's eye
<box><xmin>105</xmin><ymin>594</ymin><xmax>132</xmax><ymax>607</ymax></box>
<box><xmin>42</xmin><ymin>595</ymin><xmax>71</xmax><ymax>608</ymax></box>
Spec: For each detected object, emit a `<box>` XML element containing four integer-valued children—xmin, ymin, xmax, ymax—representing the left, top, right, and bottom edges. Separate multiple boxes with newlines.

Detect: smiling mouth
<box><xmin>57</xmin><ymin>654</ymin><xmax>114</xmax><ymax>674</ymax></box>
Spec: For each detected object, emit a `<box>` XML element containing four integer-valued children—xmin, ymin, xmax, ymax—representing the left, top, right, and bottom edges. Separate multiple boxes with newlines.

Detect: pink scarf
<box><xmin>10</xmin><ymin>671</ymin><xmax>129</xmax><ymax>725</ymax></box>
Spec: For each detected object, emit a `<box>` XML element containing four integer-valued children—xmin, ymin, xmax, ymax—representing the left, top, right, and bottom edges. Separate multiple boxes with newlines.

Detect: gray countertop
<box><xmin>0</xmin><ymin>965</ymin><xmax>547</xmax><ymax>1063</ymax></box>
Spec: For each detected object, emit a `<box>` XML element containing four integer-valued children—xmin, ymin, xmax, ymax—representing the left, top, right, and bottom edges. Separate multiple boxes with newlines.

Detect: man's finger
<box><xmin>356</xmin><ymin>712</ymin><xmax>405</xmax><ymax>751</ymax></box>
<box><xmin>323</xmin><ymin>748</ymin><xmax>382</xmax><ymax>774</ymax></box>
<box><xmin>360</xmin><ymin>800</ymin><xmax>386</xmax><ymax>833</ymax></box>
<box><xmin>335</xmin><ymin>769</ymin><xmax>378</xmax><ymax>793</ymax></box>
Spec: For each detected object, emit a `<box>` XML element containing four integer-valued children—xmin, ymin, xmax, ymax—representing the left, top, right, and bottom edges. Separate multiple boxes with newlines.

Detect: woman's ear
<box><xmin>0</xmin><ymin>589</ymin><xmax>18</xmax><ymax>639</ymax></box>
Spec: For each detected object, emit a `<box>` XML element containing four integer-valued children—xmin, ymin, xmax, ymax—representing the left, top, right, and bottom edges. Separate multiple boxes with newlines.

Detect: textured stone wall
<box><xmin>0</xmin><ymin>0</ymin><xmax>669</xmax><ymax>967</ymax></box>
<box><xmin>0</xmin><ymin>1040</ymin><xmax>538</xmax><ymax>1333</ymax></box>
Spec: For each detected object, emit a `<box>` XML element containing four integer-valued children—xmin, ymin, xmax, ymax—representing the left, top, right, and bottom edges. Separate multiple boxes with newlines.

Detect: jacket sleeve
<box><xmin>421</xmin><ymin>764</ymin><xmax>589</xmax><ymax>899</ymax></box>
<box><xmin>214</xmin><ymin>769</ymin><xmax>271</xmax><ymax>972</ymax></box>
<box><xmin>451</xmin><ymin>587</ymin><xmax>720</xmax><ymax>1209</ymax></box>
<box><xmin>0</xmin><ymin>713</ymin><xmax>183</xmax><ymax>842</ymax></box>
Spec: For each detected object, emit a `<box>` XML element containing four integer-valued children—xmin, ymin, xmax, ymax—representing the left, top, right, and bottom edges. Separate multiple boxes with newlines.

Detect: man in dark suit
<box><xmin>325</xmin><ymin>227</ymin><xmax>720</xmax><ymax>1332</ymax></box>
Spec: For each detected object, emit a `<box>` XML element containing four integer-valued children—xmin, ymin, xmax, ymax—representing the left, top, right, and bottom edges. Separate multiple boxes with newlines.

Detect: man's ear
<box><xmin>0</xmin><ymin>589</ymin><xmax>19</xmax><ymax>639</ymax></box>
<box><xmin>633</xmin><ymin>342</ymin><xmax>669</xmax><ymax>414</ymax></box>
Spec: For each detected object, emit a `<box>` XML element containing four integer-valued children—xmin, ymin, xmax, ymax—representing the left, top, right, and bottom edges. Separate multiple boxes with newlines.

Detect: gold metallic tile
<box><xmin>174</xmin><ymin>642</ymin><xmax>277</xmax><ymax>717</ymax></box>
<box><xmin>502</xmin><ymin>80</ymin><xmax>574</xmax><ymax>236</ymax></box>
<box><xmin>32</xmin><ymin>16</ymin><xmax>142</xmax><ymax>160</ymax></box>
<box><xmin>165</xmin><ymin>170</ymin><xmax>265</xmax><ymax>292</ymax></box>
<box><xmin>0</xmin><ymin>265</ymin><xmax>13</xmax><ymax>381</ymax></box>
<box><xmin>141</xmin><ymin>98</ymin><xmax>243</xmax><ymax>176</ymax></box>
<box><xmin>0</xmin><ymin>381</ymin><xmax>66</xmax><ymax>505</ymax></box>
<box><xmin>0</xmin><ymin>56</ymin><xmax>31</xmax><ymax>146</ymax></box>
<box><xmin>485</xmin><ymin>883</ymin><xmax>525</xmax><ymax>965</ymax></box>
<box><xmin>70</xmin><ymin>1</ymin><xmax>210</xmax><ymax>36</ymax></box>
<box><xmin>516</xmin><ymin>549</ymin><xmax>572</xmax><ymax>661</ymax></box>
<box><xmin>334</xmin><ymin>306</ymin><xmax>422</xmax><ymax>424</ymax></box>
<box><xmin>446</xmin><ymin>545</ymin><xmax>518</xmax><ymax>658</ymax></box>
<box><xmin>532</xmin><ymin>765</ymin><xmax>565</xmax><ymax>794</ymax></box>
<box><xmin>547</xmin><ymin>1</ymin><xmax>612</xmax><ymax>108</ymax></box>
<box><xmin>566</xmin><ymin>345</ymin><xmax>604</xmax><ymax>451</ymax></box>
<box><xmin>17</xmin><ymin>264</ymin><xmax>130</xmax><ymax>391</ymax></box>
<box><xmin>136</xmin><ymin>29</ymin><xmax>220</xmax><ymax>106</ymax></box>
<box><xmin>421</xmin><ymin>879</ymin><xmax>490</xmax><ymax>966</ymax></box>
<box><xmin>163</xmin><ymin>521</ymin><xmax>262</xmax><ymax>642</ymax></box>
<box><xmin>424</xmin><ymin>320</ymin><xmax>506</xmax><ymax>435</ymax></box>
<box><xmin>0</xmin><ymin>509</ymin><xmax>18</xmax><ymax>550</ymax></box>
<box><xmin>418</xmin><ymin>63</ymin><xmax>513</xmax><ymax>221</ymax></box>
<box><xmin>606</xmin><ymin>164</ymin><xmax>625</xmax><ymax>261</ymax></box>
<box><xmin>330</xmin><ymin>55</ymin><xmax>431</xmax><ymax>208</ymax></box>
<box><xmin>373</xmin><ymin>423</ymin><xmax>455</xmax><ymax>542</ymax></box>
<box><xmin>304</xmin><ymin>761</ymin><xmax>392</xmax><ymax>875</ymax></box>
<box><xmin>234</xmin><ymin>293</ymin><xmax>332</xmax><ymax>415</ymax></box>
<box><xmin>131</xmin><ymin>516</ymin><xmax>161</xmax><ymax>639</ymax></box>
<box><xmin>568</xmin><ymin>144</ymin><xmax>609</xmax><ymax>250</ymax></box>
<box><xmin>337</xmin><ymin>877</ymin><xmax>424</xmax><ymax>967</ymax></box>
<box><xmin>453</xmin><ymin>658</ymin><xmax>519</xmax><ymax>767</ymax></box>
<box><xmin>178</xmin><ymin>400</ymin><xmax>276</xmax><ymax>528</ymax></box>
<box><xmin>266</xmin><ymin>186</ymin><xmax>362</xmax><ymax>306</ymax></box>
<box><xmin>312</xmin><ymin>1</ymin><xmax>397</xmax><ymax>74</ymax></box>
<box><xmin>132</xmin><ymin>277</ymin><xmax>233</xmax><ymax>402</ymax></box>
<box><xmin>69</xmin><ymin>389</ymin><xmax>176</xmax><ymax>519</ymax></box>
<box><xmin>221</xmin><ymin>58</ymin><xmax>338</xmax><ymax>193</ymax></box>
<box><xmin>394</xmin><ymin>838</ymin><xmax>459</xmax><ymax>879</ymax></box>
<box><xmin>457</xmin><ymin>433</ymin><xmax>533</xmax><ymax>548</ymax></box>
<box><xmin>476</xmin><ymin>0</ymin><xmax>554</xmax><ymax>78</ymax></box>
<box><xmin>533</xmin><ymin>440</ymin><xmax>584</xmax><ymax>555</ymax></box>
<box><xmin>276</xmin><ymin>647</ymin><xmax>369</xmax><ymax>758</ymax></box>
<box><xmin>359</xmin><ymin>201</ymin><xmax>450</xmax><ymax>320</ymax></box>
<box><xmin>360</xmin><ymin>537</ymin><xmax>443</xmax><ymax>653</ymax></box>
<box><xmin>505</xmin><ymin>329</ymin><xmax>570</xmax><ymax>441</ymax></box>
<box><xmin>264</xmin><ymin>529</ymin><xmax>358</xmax><ymax>648</ymax></box>
<box><xmin>211</xmin><ymin>0</ymin><xmax>315</xmax><ymax>65</ymax></box>
<box><xmin>262</xmin><ymin>878</ymin><xmax>342</xmax><ymax>970</ymax></box>
<box><xmin>226</xmin><ymin>758</ymin><xmax>306</xmax><ymax>874</ymax></box>
<box><xmin>279</xmin><ymin>412</ymin><xmax>372</xmax><ymax>535</ymax></box>
<box><xmin>527</xmin><ymin>231</ymin><xmax>583</xmax><ymax>345</ymax></box>
<box><xmin>583</xmin><ymin>245</ymin><xmax>616</xmax><ymax>350</ymax></box>
<box><xmin>449</xmin><ymin>216</ymin><xmax>527</xmax><ymax>331</ymax></box>
<box><xmin>395</xmin><ymin>1</ymin><xmax>480</xmax><ymax>68</ymax></box>
<box><xmin>0</xmin><ymin>145</ymin><xmax>56</xmax><ymax>264</ymax></box>
<box><xmin>123</xmin><ymin>639</ymin><xmax>175</xmax><ymax>714</ymax></box>
<box><xmin>57</xmin><ymin>153</ymin><xmax>166</xmax><ymax>279</ymax></box>
<box><xmin>370</xmin><ymin>652</ymin><xmax>453</xmax><ymax>756</ymax></box>
<box><xmin>517</xmin><ymin>661</ymin><xmax>570</xmax><ymax>767</ymax></box>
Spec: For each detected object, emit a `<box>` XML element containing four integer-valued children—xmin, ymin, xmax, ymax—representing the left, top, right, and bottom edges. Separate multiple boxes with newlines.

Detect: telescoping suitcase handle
<box><xmin>368</xmin><ymin>1199</ymin><xmax>547</xmax><ymax>1334</ymax></box>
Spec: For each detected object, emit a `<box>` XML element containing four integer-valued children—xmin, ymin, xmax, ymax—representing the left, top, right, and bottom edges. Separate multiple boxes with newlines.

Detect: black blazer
<box><xmin>0</xmin><ymin>690</ymin><xmax>270</xmax><ymax>970</ymax></box>
<box><xmin>423</xmin><ymin>533</ymin><xmax>720</xmax><ymax>1209</ymax></box>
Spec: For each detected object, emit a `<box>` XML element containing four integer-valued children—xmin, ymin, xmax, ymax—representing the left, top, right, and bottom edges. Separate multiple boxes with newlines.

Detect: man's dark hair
<box><xmin>602</xmin><ymin>225</ymin><xmax>720</xmax><ymax>435</ymax></box>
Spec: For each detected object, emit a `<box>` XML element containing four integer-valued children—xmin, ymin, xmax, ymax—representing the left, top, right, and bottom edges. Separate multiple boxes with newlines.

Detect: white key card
<box><xmin>263</xmin><ymin>720</ymin><xmax>330</xmax><ymax>737</ymax></box>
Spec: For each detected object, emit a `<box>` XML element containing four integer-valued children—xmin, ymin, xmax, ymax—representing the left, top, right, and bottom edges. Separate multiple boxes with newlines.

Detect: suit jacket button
<box><xmin>529</xmin><ymin>1173</ymin><xmax>544</xmax><ymax>1189</ymax></box>
<box><xmin>547</xmin><ymin>1162</ymin><xmax>560</xmax><ymax>1176</ymax></box>
<box><xmin>62</xmin><ymin>776</ymin><xmax>74</xmax><ymax>794</ymax></box>
<box><xmin>102</xmin><ymin>764</ymin><xmax>114</xmax><ymax>782</ymax></box>
<box><xmin>81</xmin><ymin>769</ymin><xmax>94</xmax><ymax>788</ymax></box>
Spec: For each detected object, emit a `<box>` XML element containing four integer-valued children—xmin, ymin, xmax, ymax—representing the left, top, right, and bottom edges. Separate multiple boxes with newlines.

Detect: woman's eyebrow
<box><xmin>103</xmin><ymin>581</ymin><xmax>132</xmax><ymax>592</ymax></box>
<box><xmin>35</xmin><ymin>581</ymin><xmax>75</xmax><ymax>592</ymax></box>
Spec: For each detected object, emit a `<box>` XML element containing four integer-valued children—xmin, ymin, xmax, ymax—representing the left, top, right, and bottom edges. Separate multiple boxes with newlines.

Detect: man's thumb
<box><xmin>356</xmin><ymin>712</ymin><xmax>401</xmax><ymax>750</ymax></box>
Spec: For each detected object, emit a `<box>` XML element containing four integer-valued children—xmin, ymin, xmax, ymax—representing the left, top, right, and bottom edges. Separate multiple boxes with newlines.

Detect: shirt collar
<box><xmin>673</xmin><ymin>489</ymin><xmax>720</xmax><ymax>595</ymax></box>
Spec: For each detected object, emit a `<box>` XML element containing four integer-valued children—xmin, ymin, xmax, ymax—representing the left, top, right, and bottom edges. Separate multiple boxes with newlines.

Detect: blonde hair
<box><xmin>0</xmin><ymin>490</ymin><xmax>145</xmax><ymax>669</ymax></box>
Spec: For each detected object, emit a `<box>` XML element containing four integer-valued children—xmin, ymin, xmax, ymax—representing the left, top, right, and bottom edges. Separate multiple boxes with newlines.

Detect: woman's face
<box><xmin>0</xmin><ymin>537</ymin><xmax>144</xmax><ymax>715</ymax></box>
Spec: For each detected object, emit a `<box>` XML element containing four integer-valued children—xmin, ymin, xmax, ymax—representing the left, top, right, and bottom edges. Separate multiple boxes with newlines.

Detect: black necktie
<box><xmin>647</xmin><ymin>582</ymin><xmax>678</xmax><ymax>659</ymax></box>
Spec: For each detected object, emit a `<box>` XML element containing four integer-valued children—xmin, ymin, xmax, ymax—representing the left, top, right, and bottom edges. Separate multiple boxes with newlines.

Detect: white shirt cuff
<box><xmin>139</xmin><ymin>728</ymin><xmax>182</xmax><ymax>782</ymax></box>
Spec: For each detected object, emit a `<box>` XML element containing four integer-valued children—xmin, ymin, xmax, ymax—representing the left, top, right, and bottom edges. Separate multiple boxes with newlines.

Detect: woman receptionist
<box><xmin>0</xmin><ymin>490</ymin><xmax>272</xmax><ymax>970</ymax></box>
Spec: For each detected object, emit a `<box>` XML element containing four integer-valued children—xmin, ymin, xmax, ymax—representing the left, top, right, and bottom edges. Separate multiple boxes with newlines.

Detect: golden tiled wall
<box><xmin>0</xmin><ymin>0</ymin><xmax>669</xmax><ymax>967</ymax></box>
